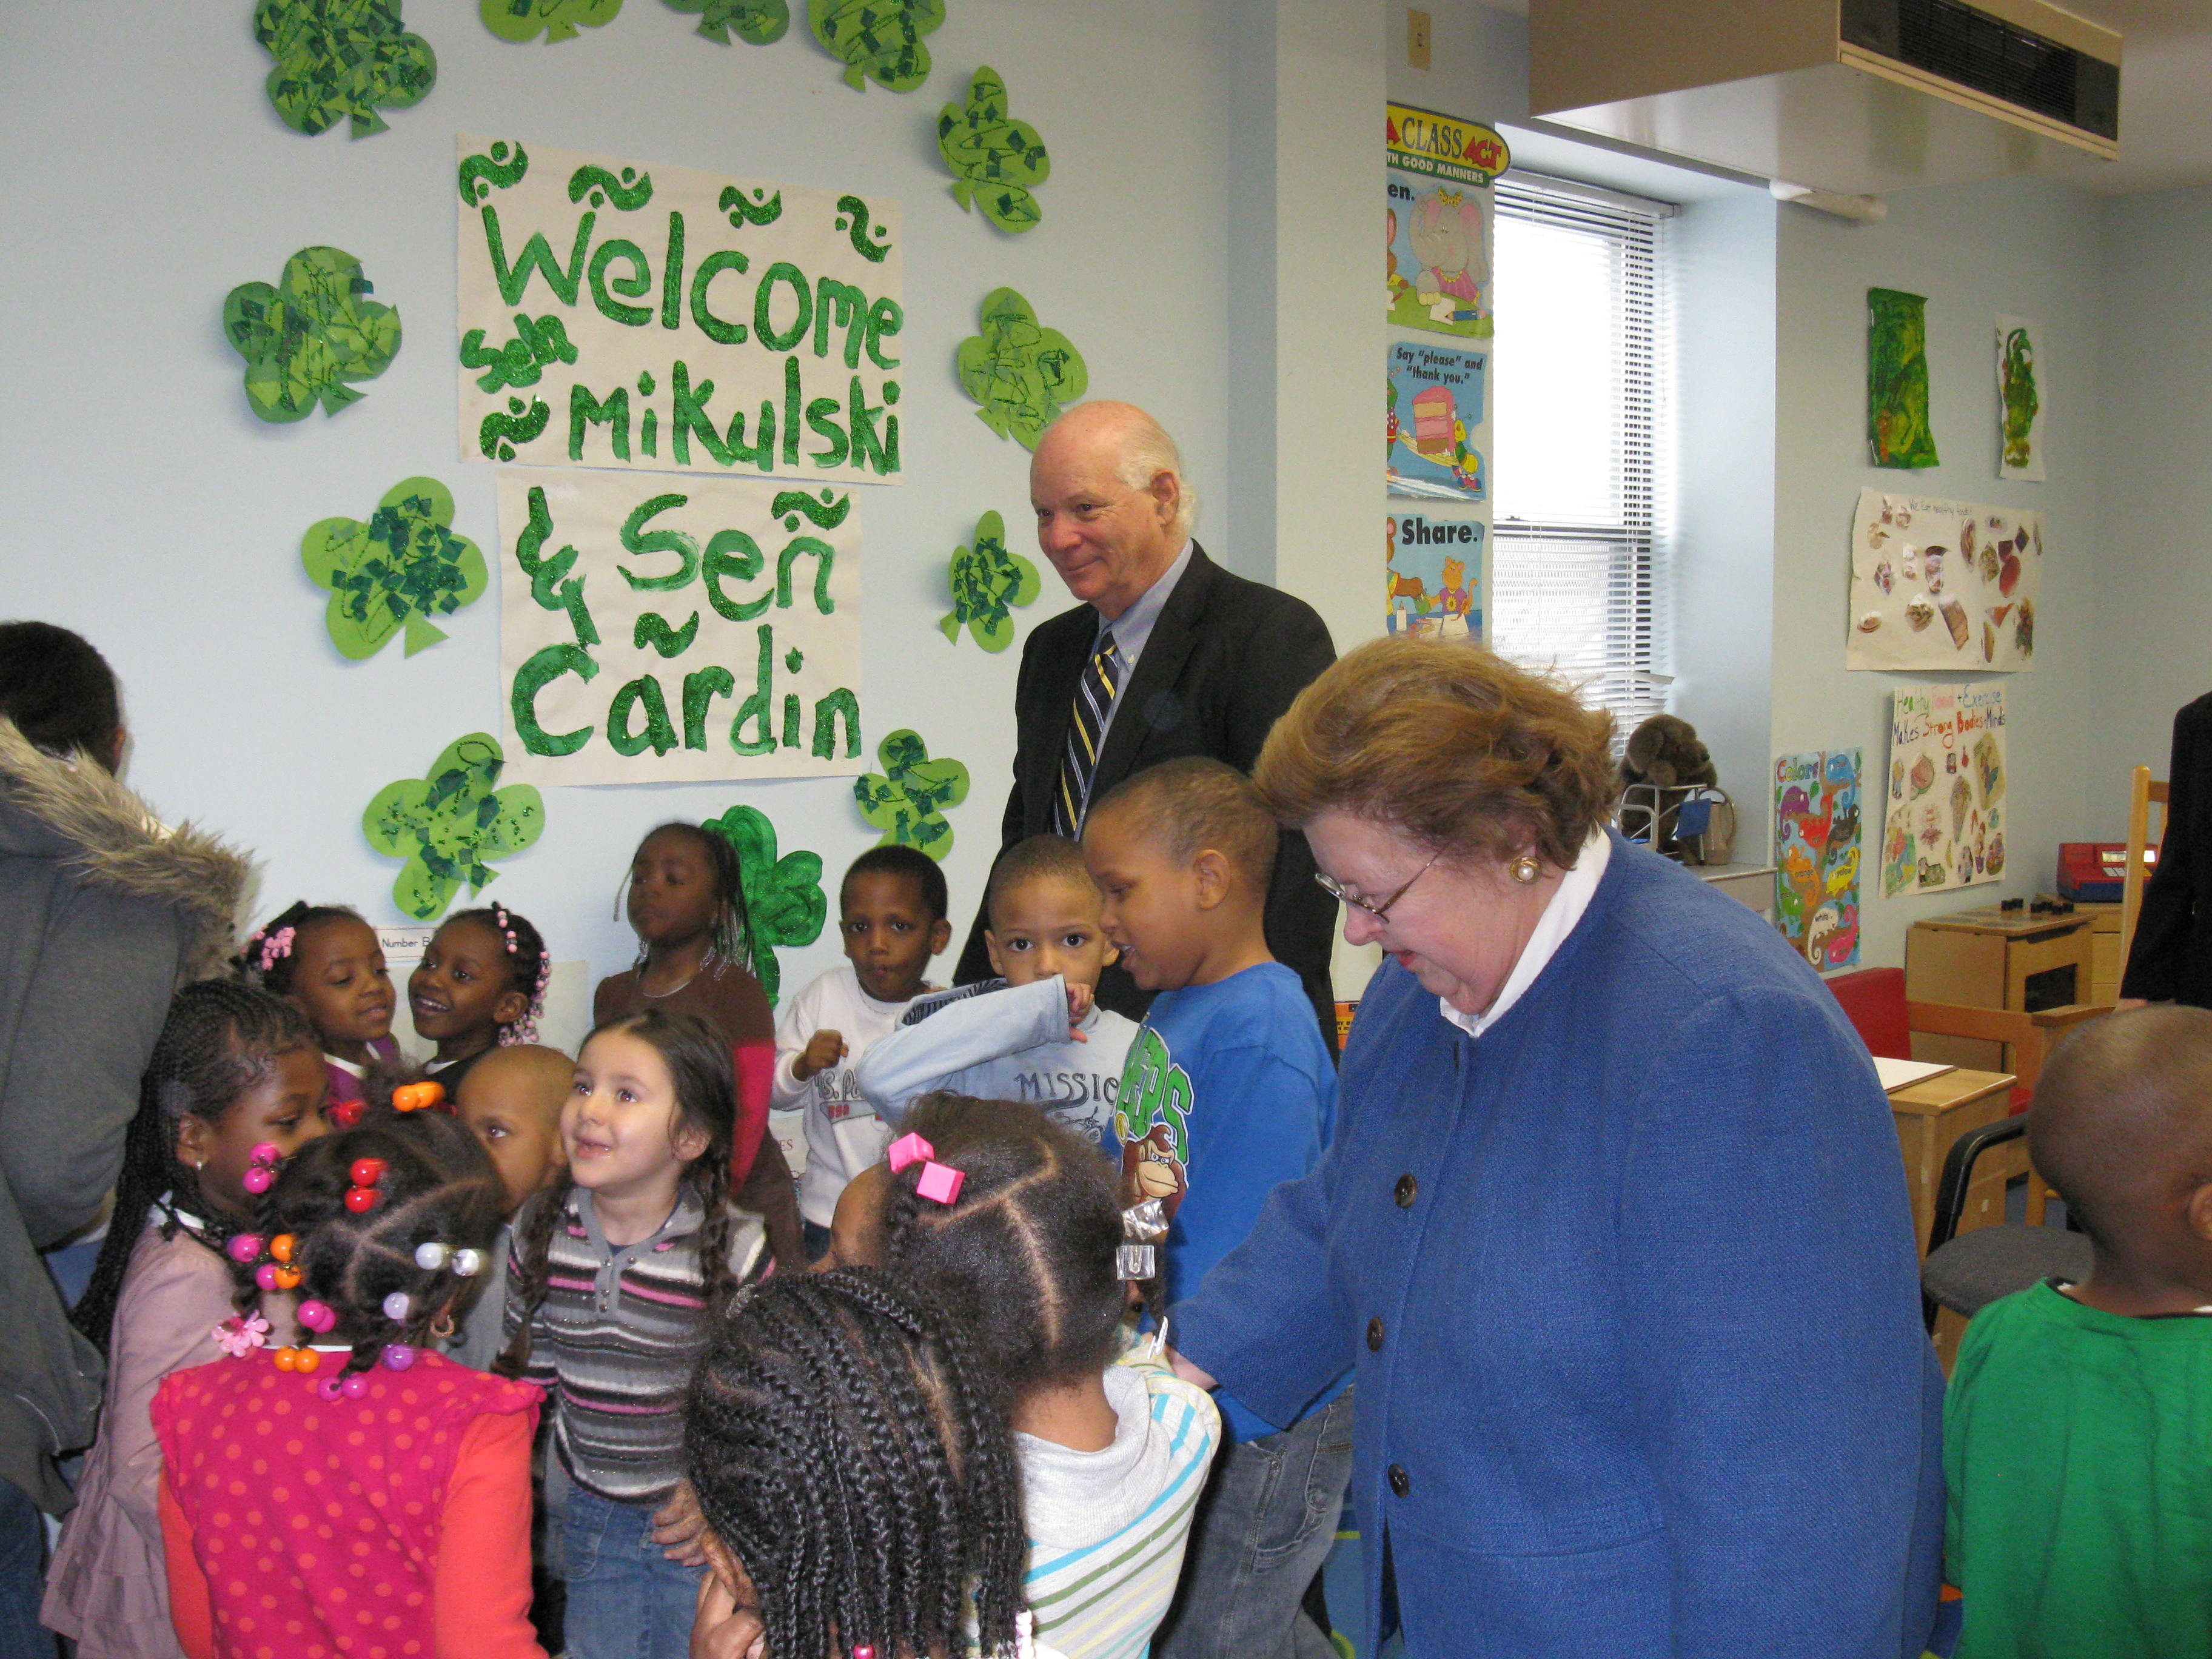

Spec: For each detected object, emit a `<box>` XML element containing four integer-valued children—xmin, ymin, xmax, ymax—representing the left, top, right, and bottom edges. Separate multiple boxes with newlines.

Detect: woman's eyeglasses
<box><xmin>1313</xmin><ymin>848</ymin><xmax>1441</xmax><ymax>923</ymax></box>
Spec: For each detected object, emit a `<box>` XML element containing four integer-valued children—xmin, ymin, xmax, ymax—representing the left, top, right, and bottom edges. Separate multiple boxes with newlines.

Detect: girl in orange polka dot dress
<box><xmin>151</xmin><ymin>1111</ymin><xmax>548</xmax><ymax>1659</ymax></box>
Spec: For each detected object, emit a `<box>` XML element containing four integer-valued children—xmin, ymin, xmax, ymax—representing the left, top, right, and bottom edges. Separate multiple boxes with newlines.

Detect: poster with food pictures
<box><xmin>1883</xmin><ymin>685</ymin><xmax>2007</xmax><ymax>897</ymax></box>
<box><xmin>1846</xmin><ymin>490</ymin><xmax>2039</xmax><ymax>671</ymax></box>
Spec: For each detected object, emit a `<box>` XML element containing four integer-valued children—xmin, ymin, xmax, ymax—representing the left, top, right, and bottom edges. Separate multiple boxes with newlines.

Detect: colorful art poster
<box><xmin>457</xmin><ymin>135</ymin><xmax>903</xmax><ymax>483</ymax></box>
<box><xmin>1996</xmin><ymin>314</ymin><xmax>2045</xmax><ymax>482</ymax></box>
<box><xmin>1774</xmin><ymin>749</ymin><xmax>1862</xmax><ymax>970</ymax></box>
<box><xmin>1387</xmin><ymin>340</ymin><xmax>1486</xmax><ymax>500</ymax></box>
<box><xmin>1847</xmin><ymin>489</ymin><xmax>2039</xmax><ymax>672</ymax></box>
<box><xmin>497</xmin><ymin>468</ymin><xmax>862</xmax><ymax>786</ymax></box>
<box><xmin>1385</xmin><ymin>103</ymin><xmax>1507</xmax><ymax>340</ymax></box>
<box><xmin>1882</xmin><ymin>685</ymin><xmax>2007</xmax><ymax>898</ymax></box>
<box><xmin>1868</xmin><ymin>287</ymin><xmax>1939</xmax><ymax>469</ymax></box>
<box><xmin>1386</xmin><ymin>511</ymin><xmax>1482</xmax><ymax>641</ymax></box>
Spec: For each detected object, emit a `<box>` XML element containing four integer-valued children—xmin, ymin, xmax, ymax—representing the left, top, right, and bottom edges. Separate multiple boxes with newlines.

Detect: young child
<box><xmin>501</xmin><ymin>1008</ymin><xmax>770</xmax><ymax>1659</ymax></box>
<box><xmin>1080</xmin><ymin>757</ymin><xmax>1349</xmax><ymax>1659</ymax></box>
<box><xmin>409</xmin><ymin>901</ymin><xmax>549</xmax><ymax>1094</ymax></box>
<box><xmin>243</xmin><ymin>900</ymin><xmax>397</xmax><ymax>1113</ymax></box>
<box><xmin>857</xmin><ymin>834</ymin><xmax>1138</xmax><ymax>1151</ymax></box>
<box><xmin>683</xmin><ymin>1268</ymin><xmax>1044</xmax><ymax>1659</ymax></box>
<box><xmin>876</xmin><ymin>1094</ymin><xmax>1222</xmax><ymax>1659</ymax></box>
<box><xmin>1945</xmin><ymin>1005</ymin><xmax>2212</xmax><ymax>1658</ymax></box>
<box><xmin>773</xmin><ymin>843</ymin><xmax>951</xmax><ymax>1261</ymax></box>
<box><xmin>445</xmin><ymin>1043</ymin><xmax>571</xmax><ymax>1371</ymax></box>
<box><xmin>41</xmin><ymin>982</ymin><xmax>327</xmax><ymax>1658</ymax></box>
<box><xmin>150</xmin><ymin>1112</ymin><xmax>546</xmax><ymax>1658</ymax></box>
<box><xmin>595</xmin><ymin>820</ymin><xmax>802</xmax><ymax>1270</ymax></box>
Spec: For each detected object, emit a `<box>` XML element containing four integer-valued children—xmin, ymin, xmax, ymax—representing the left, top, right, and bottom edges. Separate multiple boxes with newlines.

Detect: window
<box><xmin>1489</xmin><ymin>172</ymin><xmax>1672</xmax><ymax>740</ymax></box>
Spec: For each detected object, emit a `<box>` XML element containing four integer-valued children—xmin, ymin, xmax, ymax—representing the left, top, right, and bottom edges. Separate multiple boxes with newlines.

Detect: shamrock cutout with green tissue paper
<box><xmin>224</xmin><ymin>247</ymin><xmax>401</xmax><ymax>423</ymax></box>
<box><xmin>809</xmin><ymin>0</ymin><xmax>942</xmax><ymax>90</ymax></box>
<box><xmin>666</xmin><ymin>0</ymin><xmax>788</xmax><ymax>43</ymax></box>
<box><xmin>940</xmin><ymin>510</ymin><xmax>1039</xmax><ymax>651</ymax></box>
<box><xmin>938</xmin><ymin>67</ymin><xmax>1048</xmax><ymax>232</ymax></box>
<box><xmin>253</xmin><ymin>0</ymin><xmax>437</xmax><ymax>138</ymax></box>
<box><xmin>364</xmin><ymin>733</ymin><xmax>545</xmax><ymax>920</ymax></box>
<box><xmin>700</xmin><ymin>803</ymin><xmax>826</xmax><ymax>1003</ymax></box>
<box><xmin>853</xmin><ymin>730</ymin><xmax>969</xmax><ymax>858</ymax></box>
<box><xmin>957</xmin><ymin>287</ymin><xmax>1087</xmax><ymax>449</ymax></box>
<box><xmin>482</xmin><ymin>0</ymin><xmax>623</xmax><ymax>42</ymax></box>
<box><xmin>303</xmin><ymin>478</ymin><xmax>486</xmax><ymax>660</ymax></box>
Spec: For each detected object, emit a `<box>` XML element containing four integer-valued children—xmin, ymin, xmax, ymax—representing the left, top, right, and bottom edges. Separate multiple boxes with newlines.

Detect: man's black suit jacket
<box><xmin>956</xmin><ymin>543</ymin><xmax>1340</xmax><ymax>1038</ymax></box>
<box><xmin>2123</xmin><ymin>689</ymin><xmax>2212</xmax><ymax>1008</ymax></box>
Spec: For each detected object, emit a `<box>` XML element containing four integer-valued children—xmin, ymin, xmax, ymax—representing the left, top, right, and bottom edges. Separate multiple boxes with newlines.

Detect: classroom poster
<box><xmin>1847</xmin><ymin>489</ymin><xmax>2039</xmax><ymax>671</ymax></box>
<box><xmin>1774</xmin><ymin>749</ymin><xmax>1862</xmax><ymax>970</ymax></box>
<box><xmin>1385</xmin><ymin>103</ymin><xmax>1507</xmax><ymax>339</ymax></box>
<box><xmin>1997</xmin><ymin>315</ymin><xmax>2045</xmax><ymax>481</ymax></box>
<box><xmin>1868</xmin><ymin>286</ymin><xmax>1939</xmax><ymax>469</ymax></box>
<box><xmin>1387</xmin><ymin>339</ymin><xmax>1486</xmax><ymax>500</ymax></box>
<box><xmin>1385</xmin><ymin>510</ymin><xmax>1482</xmax><ymax>640</ymax></box>
<box><xmin>457</xmin><ymin>135</ymin><xmax>903</xmax><ymax>483</ymax></box>
<box><xmin>496</xmin><ymin>468</ymin><xmax>862</xmax><ymax>787</ymax></box>
<box><xmin>1883</xmin><ymin>685</ymin><xmax>2007</xmax><ymax>897</ymax></box>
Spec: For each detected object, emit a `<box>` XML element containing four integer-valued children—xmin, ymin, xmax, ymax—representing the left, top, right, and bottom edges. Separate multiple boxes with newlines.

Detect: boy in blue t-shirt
<box><xmin>1082</xmin><ymin>756</ymin><xmax>1349</xmax><ymax>1659</ymax></box>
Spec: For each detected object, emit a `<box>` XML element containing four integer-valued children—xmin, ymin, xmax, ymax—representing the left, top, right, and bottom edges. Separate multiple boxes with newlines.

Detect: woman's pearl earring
<box><xmin>1509</xmin><ymin>856</ymin><xmax>1541</xmax><ymax>885</ymax></box>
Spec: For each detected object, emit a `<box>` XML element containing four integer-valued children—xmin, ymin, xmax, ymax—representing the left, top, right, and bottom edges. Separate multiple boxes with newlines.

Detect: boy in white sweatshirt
<box><xmin>774</xmin><ymin>843</ymin><xmax>951</xmax><ymax>1261</ymax></box>
<box><xmin>858</xmin><ymin>834</ymin><xmax>1137</xmax><ymax>1153</ymax></box>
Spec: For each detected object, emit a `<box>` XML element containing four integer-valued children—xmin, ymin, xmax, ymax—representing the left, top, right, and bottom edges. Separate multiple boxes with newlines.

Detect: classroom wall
<box><xmin>0</xmin><ymin>0</ymin><xmax>1382</xmax><ymax>1033</ymax></box>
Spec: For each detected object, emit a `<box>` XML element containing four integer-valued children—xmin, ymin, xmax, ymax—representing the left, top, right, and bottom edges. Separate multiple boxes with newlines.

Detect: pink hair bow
<box><xmin>886</xmin><ymin>1132</ymin><xmax>965</xmax><ymax>1205</ymax></box>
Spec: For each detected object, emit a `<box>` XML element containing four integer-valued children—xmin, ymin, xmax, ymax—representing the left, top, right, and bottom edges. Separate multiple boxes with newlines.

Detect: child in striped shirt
<box><xmin>500</xmin><ymin>1009</ymin><xmax>769</xmax><ymax>1659</ymax></box>
<box><xmin>873</xmin><ymin>1094</ymin><xmax>1222</xmax><ymax>1659</ymax></box>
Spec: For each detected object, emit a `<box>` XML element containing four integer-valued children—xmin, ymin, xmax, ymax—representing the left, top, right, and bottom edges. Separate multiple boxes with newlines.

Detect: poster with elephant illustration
<box><xmin>1386</xmin><ymin>103</ymin><xmax>1507</xmax><ymax>340</ymax></box>
<box><xmin>1774</xmin><ymin>749</ymin><xmax>1862</xmax><ymax>970</ymax></box>
<box><xmin>1882</xmin><ymin>685</ymin><xmax>2008</xmax><ymax>898</ymax></box>
<box><xmin>1846</xmin><ymin>489</ymin><xmax>2040</xmax><ymax>672</ymax></box>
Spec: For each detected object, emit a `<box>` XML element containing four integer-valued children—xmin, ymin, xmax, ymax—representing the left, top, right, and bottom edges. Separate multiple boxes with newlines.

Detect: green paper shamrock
<box><xmin>364</xmin><ymin>733</ymin><xmax>545</xmax><ymax>921</ymax></box>
<box><xmin>809</xmin><ymin>0</ymin><xmax>943</xmax><ymax>90</ymax></box>
<box><xmin>302</xmin><ymin>477</ymin><xmax>487</xmax><ymax>660</ymax></box>
<box><xmin>937</xmin><ymin>67</ymin><xmax>1048</xmax><ymax>232</ymax></box>
<box><xmin>224</xmin><ymin>246</ymin><xmax>401</xmax><ymax>423</ymax></box>
<box><xmin>253</xmin><ymin>0</ymin><xmax>437</xmax><ymax>138</ymax></box>
<box><xmin>956</xmin><ymin>287</ymin><xmax>1087</xmax><ymax>449</ymax></box>
<box><xmin>700</xmin><ymin>804</ymin><xmax>826</xmax><ymax>1004</ymax></box>
<box><xmin>939</xmin><ymin>510</ymin><xmax>1039</xmax><ymax>651</ymax></box>
<box><xmin>665</xmin><ymin>0</ymin><xmax>788</xmax><ymax>42</ymax></box>
<box><xmin>853</xmin><ymin>730</ymin><xmax>969</xmax><ymax>859</ymax></box>
<box><xmin>481</xmin><ymin>0</ymin><xmax>623</xmax><ymax>42</ymax></box>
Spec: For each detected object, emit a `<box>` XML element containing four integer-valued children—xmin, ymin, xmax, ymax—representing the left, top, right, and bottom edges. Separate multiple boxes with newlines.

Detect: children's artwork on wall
<box><xmin>254</xmin><ymin>0</ymin><xmax>438</xmax><ymax>137</ymax></box>
<box><xmin>225</xmin><ymin>246</ymin><xmax>401</xmax><ymax>423</ymax></box>
<box><xmin>456</xmin><ymin>135</ymin><xmax>902</xmax><ymax>481</ymax></box>
<box><xmin>665</xmin><ymin>0</ymin><xmax>789</xmax><ymax>43</ymax></box>
<box><xmin>364</xmin><ymin>732</ymin><xmax>546</xmax><ymax>920</ymax></box>
<box><xmin>1384</xmin><ymin>104</ymin><xmax>1507</xmax><ymax>340</ymax></box>
<box><xmin>1996</xmin><ymin>315</ymin><xmax>2045</xmax><ymax>481</ymax></box>
<box><xmin>1846</xmin><ymin>489</ymin><xmax>2039</xmax><ymax>671</ymax></box>
<box><xmin>1882</xmin><ymin>685</ymin><xmax>2007</xmax><ymax>897</ymax></box>
<box><xmin>957</xmin><ymin>287</ymin><xmax>1088</xmax><ymax>449</ymax></box>
<box><xmin>1868</xmin><ymin>287</ymin><xmax>1939</xmax><ymax>469</ymax></box>
<box><xmin>301</xmin><ymin>477</ymin><xmax>487</xmax><ymax>660</ymax></box>
<box><xmin>700</xmin><ymin>802</ymin><xmax>825</xmax><ymax>1002</ymax></box>
<box><xmin>853</xmin><ymin>729</ymin><xmax>968</xmax><ymax>857</ymax></box>
<box><xmin>1387</xmin><ymin>340</ymin><xmax>1486</xmax><ymax>500</ymax></box>
<box><xmin>481</xmin><ymin>0</ymin><xmax>623</xmax><ymax>43</ymax></box>
<box><xmin>495</xmin><ymin>468</ymin><xmax>862</xmax><ymax>786</ymax></box>
<box><xmin>940</xmin><ymin>509</ymin><xmax>1039</xmax><ymax>651</ymax></box>
<box><xmin>1773</xmin><ymin>749</ymin><xmax>1862</xmax><ymax>970</ymax></box>
<box><xmin>938</xmin><ymin>67</ymin><xmax>1049</xmax><ymax>233</ymax></box>
<box><xmin>809</xmin><ymin>0</ymin><xmax>943</xmax><ymax>91</ymax></box>
<box><xmin>1384</xmin><ymin>511</ymin><xmax>1481</xmax><ymax>640</ymax></box>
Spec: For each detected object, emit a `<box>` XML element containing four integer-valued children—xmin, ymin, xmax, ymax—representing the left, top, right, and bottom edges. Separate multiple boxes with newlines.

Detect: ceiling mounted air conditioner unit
<box><xmin>1528</xmin><ymin>0</ymin><xmax>2120</xmax><ymax>197</ymax></box>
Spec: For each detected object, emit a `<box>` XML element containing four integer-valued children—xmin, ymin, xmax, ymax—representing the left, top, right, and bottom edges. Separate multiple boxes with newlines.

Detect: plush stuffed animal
<box><xmin>1620</xmin><ymin>714</ymin><xmax>1718</xmax><ymax>792</ymax></box>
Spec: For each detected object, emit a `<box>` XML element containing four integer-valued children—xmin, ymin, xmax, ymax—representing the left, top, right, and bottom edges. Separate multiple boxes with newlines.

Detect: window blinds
<box><xmin>1490</xmin><ymin>171</ymin><xmax>1672</xmax><ymax>743</ymax></box>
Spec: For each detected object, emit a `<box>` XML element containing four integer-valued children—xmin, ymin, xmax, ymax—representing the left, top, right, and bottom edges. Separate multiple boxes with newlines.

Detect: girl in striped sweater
<box><xmin>499</xmin><ymin>1009</ymin><xmax>770</xmax><ymax>1659</ymax></box>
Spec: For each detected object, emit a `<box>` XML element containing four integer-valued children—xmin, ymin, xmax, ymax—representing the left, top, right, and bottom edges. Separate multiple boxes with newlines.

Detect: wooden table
<box><xmin>1889</xmin><ymin>1066</ymin><xmax>2020</xmax><ymax>1259</ymax></box>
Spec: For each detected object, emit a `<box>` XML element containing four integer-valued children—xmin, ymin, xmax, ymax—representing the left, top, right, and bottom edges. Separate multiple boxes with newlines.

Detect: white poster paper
<box><xmin>458</xmin><ymin>135</ymin><xmax>903</xmax><ymax>484</ymax></box>
<box><xmin>1882</xmin><ymin>685</ymin><xmax>2008</xmax><ymax>897</ymax></box>
<box><xmin>497</xmin><ymin>469</ymin><xmax>862</xmax><ymax>786</ymax></box>
<box><xmin>1846</xmin><ymin>489</ymin><xmax>2039</xmax><ymax>672</ymax></box>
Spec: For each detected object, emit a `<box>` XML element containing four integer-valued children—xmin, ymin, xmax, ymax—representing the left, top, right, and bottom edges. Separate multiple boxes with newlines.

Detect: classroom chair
<box><xmin>1918</xmin><ymin>1115</ymin><xmax>2088</xmax><ymax>1332</ymax></box>
<box><xmin>1823</xmin><ymin>967</ymin><xmax>2102</xmax><ymax>1116</ymax></box>
<box><xmin>2117</xmin><ymin>763</ymin><xmax>2170</xmax><ymax>976</ymax></box>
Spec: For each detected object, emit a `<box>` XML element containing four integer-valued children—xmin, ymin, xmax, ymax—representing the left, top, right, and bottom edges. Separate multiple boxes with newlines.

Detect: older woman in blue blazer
<box><xmin>1171</xmin><ymin>638</ymin><xmax>1943</xmax><ymax>1659</ymax></box>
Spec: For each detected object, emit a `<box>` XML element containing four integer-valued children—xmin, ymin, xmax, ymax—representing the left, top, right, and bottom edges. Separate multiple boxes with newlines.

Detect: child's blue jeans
<box><xmin>560</xmin><ymin>1478</ymin><xmax>703</xmax><ymax>1659</ymax></box>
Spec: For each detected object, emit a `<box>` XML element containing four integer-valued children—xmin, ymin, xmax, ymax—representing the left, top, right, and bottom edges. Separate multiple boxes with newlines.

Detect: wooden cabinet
<box><xmin>2073</xmin><ymin>900</ymin><xmax>2124</xmax><ymax>1006</ymax></box>
<box><xmin>1905</xmin><ymin>908</ymin><xmax>2096</xmax><ymax>1073</ymax></box>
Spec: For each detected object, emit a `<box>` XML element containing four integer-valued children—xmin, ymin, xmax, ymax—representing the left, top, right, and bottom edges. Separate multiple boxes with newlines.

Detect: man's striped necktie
<box><xmin>1054</xmin><ymin>628</ymin><xmax>1123</xmax><ymax>837</ymax></box>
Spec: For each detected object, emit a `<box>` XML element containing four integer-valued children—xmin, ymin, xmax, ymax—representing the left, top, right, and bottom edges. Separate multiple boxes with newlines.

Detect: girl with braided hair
<box><xmin>682</xmin><ymin>1267</ymin><xmax>1051</xmax><ymax>1659</ymax></box>
<box><xmin>407</xmin><ymin>902</ymin><xmax>549</xmax><ymax>1096</ymax></box>
<box><xmin>149</xmin><ymin>1110</ymin><xmax>548</xmax><ymax>1658</ymax></box>
<box><xmin>498</xmin><ymin>1008</ymin><xmax>771</xmax><ymax>1659</ymax></box>
<box><xmin>241</xmin><ymin>900</ymin><xmax>397</xmax><ymax>1115</ymax></box>
<box><xmin>42</xmin><ymin>981</ymin><xmax>326</xmax><ymax>1658</ymax></box>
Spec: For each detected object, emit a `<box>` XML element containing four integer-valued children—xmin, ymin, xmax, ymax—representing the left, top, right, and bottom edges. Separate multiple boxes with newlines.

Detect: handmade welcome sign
<box><xmin>457</xmin><ymin>135</ymin><xmax>903</xmax><ymax>483</ymax></box>
<box><xmin>497</xmin><ymin>468</ymin><xmax>862</xmax><ymax>786</ymax></box>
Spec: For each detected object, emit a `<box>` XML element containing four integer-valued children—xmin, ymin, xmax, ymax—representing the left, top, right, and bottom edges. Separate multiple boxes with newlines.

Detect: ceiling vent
<box><xmin>1528</xmin><ymin>0</ymin><xmax>2120</xmax><ymax>197</ymax></box>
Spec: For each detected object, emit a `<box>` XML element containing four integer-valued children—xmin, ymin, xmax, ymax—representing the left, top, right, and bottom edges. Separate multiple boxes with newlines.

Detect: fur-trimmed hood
<box><xmin>0</xmin><ymin>718</ymin><xmax>250</xmax><ymax>983</ymax></box>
